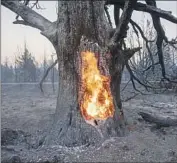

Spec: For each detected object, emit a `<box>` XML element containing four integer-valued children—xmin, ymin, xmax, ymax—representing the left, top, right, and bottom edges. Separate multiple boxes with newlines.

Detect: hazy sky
<box><xmin>1</xmin><ymin>1</ymin><xmax>177</xmax><ymax>65</ymax></box>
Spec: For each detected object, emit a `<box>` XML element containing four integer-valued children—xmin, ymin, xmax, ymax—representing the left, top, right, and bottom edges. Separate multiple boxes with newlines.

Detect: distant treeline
<box><xmin>1</xmin><ymin>45</ymin><xmax>58</xmax><ymax>83</ymax></box>
<box><xmin>2</xmin><ymin>39</ymin><xmax>177</xmax><ymax>83</ymax></box>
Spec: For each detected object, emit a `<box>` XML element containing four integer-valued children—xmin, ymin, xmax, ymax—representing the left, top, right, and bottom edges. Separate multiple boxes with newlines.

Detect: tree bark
<box><xmin>43</xmin><ymin>1</ymin><xmax>128</xmax><ymax>147</ymax></box>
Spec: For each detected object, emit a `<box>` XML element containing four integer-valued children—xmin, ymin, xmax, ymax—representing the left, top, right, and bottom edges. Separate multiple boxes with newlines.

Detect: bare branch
<box><xmin>39</xmin><ymin>59</ymin><xmax>58</xmax><ymax>93</ymax></box>
<box><xmin>143</xmin><ymin>62</ymin><xmax>159</xmax><ymax>73</ymax></box>
<box><xmin>114</xmin><ymin>5</ymin><xmax>120</xmax><ymax>27</ymax></box>
<box><xmin>130</xmin><ymin>20</ymin><xmax>154</xmax><ymax>42</ymax></box>
<box><xmin>31</xmin><ymin>0</ymin><xmax>45</xmax><ymax>10</ymax></box>
<box><xmin>1</xmin><ymin>1</ymin><xmax>53</xmax><ymax>32</ymax></box>
<box><xmin>145</xmin><ymin>0</ymin><xmax>171</xmax><ymax>81</ymax></box>
<box><xmin>126</xmin><ymin>62</ymin><xmax>156</xmax><ymax>91</ymax></box>
<box><xmin>122</xmin><ymin>93</ymin><xmax>138</xmax><ymax>102</ymax></box>
<box><xmin>121</xmin><ymin>79</ymin><xmax>130</xmax><ymax>91</ymax></box>
<box><xmin>130</xmin><ymin>19</ymin><xmax>155</xmax><ymax>71</ymax></box>
<box><xmin>109</xmin><ymin>0</ymin><xmax>137</xmax><ymax>48</ymax></box>
<box><xmin>107</xmin><ymin>1</ymin><xmax>177</xmax><ymax>24</ymax></box>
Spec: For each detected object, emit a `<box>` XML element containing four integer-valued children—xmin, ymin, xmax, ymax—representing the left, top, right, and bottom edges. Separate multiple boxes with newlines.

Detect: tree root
<box><xmin>138</xmin><ymin>112</ymin><xmax>177</xmax><ymax>127</ymax></box>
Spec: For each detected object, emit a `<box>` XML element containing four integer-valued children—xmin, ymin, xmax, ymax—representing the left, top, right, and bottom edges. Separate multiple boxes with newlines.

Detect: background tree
<box><xmin>1</xmin><ymin>57</ymin><xmax>15</xmax><ymax>83</ymax></box>
<box><xmin>15</xmin><ymin>42</ymin><xmax>37</xmax><ymax>82</ymax></box>
<box><xmin>126</xmin><ymin>18</ymin><xmax>177</xmax><ymax>91</ymax></box>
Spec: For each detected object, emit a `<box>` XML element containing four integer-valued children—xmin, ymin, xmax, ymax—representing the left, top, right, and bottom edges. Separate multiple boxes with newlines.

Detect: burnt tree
<box><xmin>2</xmin><ymin>0</ymin><xmax>177</xmax><ymax>147</ymax></box>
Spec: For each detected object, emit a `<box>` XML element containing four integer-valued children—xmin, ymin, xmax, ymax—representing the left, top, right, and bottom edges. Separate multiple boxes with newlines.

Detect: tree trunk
<box><xmin>44</xmin><ymin>1</ymin><xmax>127</xmax><ymax>147</ymax></box>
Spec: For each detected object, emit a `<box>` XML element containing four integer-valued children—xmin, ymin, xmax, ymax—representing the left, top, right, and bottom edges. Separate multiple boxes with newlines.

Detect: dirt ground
<box><xmin>1</xmin><ymin>83</ymin><xmax>177</xmax><ymax>162</ymax></box>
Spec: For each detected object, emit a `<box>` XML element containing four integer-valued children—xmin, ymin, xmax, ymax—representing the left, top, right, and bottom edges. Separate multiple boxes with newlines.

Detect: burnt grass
<box><xmin>1</xmin><ymin>83</ymin><xmax>177</xmax><ymax>162</ymax></box>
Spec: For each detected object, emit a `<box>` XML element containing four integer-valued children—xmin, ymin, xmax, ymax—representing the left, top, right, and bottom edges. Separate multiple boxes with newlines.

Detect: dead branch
<box><xmin>143</xmin><ymin>62</ymin><xmax>159</xmax><ymax>73</ymax></box>
<box><xmin>31</xmin><ymin>0</ymin><xmax>44</xmax><ymax>10</ymax></box>
<box><xmin>121</xmin><ymin>79</ymin><xmax>130</xmax><ymax>92</ymax></box>
<box><xmin>122</xmin><ymin>93</ymin><xmax>138</xmax><ymax>102</ymax></box>
<box><xmin>39</xmin><ymin>59</ymin><xmax>58</xmax><ymax>93</ymax></box>
<box><xmin>109</xmin><ymin>0</ymin><xmax>137</xmax><ymax>48</ymax></box>
<box><xmin>145</xmin><ymin>0</ymin><xmax>177</xmax><ymax>83</ymax></box>
<box><xmin>126</xmin><ymin>62</ymin><xmax>156</xmax><ymax>91</ymax></box>
<box><xmin>138</xmin><ymin>112</ymin><xmax>177</xmax><ymax>127</ymax></box>
<box><xmin>106</xmin><ymin>1</ymin><xmax>177</xmax><ymax>24</ymax></box>
<box><xmin>130</xmin><ymin>19</ymin><xmax>155</xmax><ymax>71</ymax></box>
<box><xmin>2</xmin><ymin>1</ymin><xmax>52</xmax><ymax>32</ymax></box>
<box><xmin>104</xmin><ymin>5</ymin><xmax>113</xmax><ymax>28</ymax></box>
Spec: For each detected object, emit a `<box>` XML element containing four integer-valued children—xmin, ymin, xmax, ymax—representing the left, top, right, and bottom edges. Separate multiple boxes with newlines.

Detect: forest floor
<box><xmin>1</xmin><ymin>83</ymin><xmax>177</xmax><ymax>162</ymax></box>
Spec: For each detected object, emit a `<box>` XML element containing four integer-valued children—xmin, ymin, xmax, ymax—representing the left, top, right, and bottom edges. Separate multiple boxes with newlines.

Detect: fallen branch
<box><xmin>122</xmin><ymin>93</ymin><xmax>138</xmax><ymax>102</ymax></box>
<box><xmin>138</xmin><ymin>112</ymin><xmax>177</xmax><ymax>127</ymax></box>
<box><xmin>39</xmin><ymin>59</ymin><xmax>58</xmax><ymax>93</ymax></box>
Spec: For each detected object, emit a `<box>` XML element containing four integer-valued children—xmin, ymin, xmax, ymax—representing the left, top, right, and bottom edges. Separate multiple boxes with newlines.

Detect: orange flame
<box><xmin>80</xmin><ymin>51</ymin><xmax>114</xmax><ymax>121</ymax></box>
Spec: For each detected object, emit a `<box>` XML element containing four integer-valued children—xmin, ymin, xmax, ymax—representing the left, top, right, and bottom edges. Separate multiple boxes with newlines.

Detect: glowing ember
<box><xmin>80</xmin><ymin>51</ymin><xmax>114</xmax><ymax>121</ymax></box>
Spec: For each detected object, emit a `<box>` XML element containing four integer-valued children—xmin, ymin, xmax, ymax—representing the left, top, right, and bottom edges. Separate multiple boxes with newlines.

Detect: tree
<box><xmin>2</xmin><ymin>0</ymin><xmax>177</xmax><ymax>148</ymax></box>
<box><xmin>16</xmin><ymin>42</ymin><xmax>37</xmax><ymax>82</ymax></box>
<box><xmin>1</xmin><ymin>57</ymin><xmax>15</xmax><ymax>83</ymax></box>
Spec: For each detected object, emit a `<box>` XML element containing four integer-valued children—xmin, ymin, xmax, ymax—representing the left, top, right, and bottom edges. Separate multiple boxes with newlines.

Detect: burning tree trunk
<box><xmin>44</xmin><ymin>1</ymin><xmax>131</xmax><ymax>147</ymax></box>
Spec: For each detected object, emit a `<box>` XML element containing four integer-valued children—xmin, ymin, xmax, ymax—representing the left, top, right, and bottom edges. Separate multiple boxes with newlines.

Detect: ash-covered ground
<box><xmin>1</xmin><ymin>83</ymin><xmax>177</xmax><ymax>162</ymax></box>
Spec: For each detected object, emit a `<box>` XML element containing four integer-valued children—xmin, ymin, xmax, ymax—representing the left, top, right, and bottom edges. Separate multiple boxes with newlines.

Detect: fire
<box><xmin>80</xmin><ymin>51</ymin><xmax>114</xmax><ymax>121</ymax></box>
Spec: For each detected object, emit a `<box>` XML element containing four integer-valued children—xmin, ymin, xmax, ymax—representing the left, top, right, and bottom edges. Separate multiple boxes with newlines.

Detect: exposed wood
<box><xmin>139</xmin><ymin>112</ymin><xmax>177</xmax><ymax>127</ymax></box>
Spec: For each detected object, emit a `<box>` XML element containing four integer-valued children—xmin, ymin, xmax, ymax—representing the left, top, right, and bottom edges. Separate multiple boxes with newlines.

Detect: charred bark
<box><xmin>43</xmin><ymin>1</ymin><xmax>128</xmax><ymax>147</ymax></box>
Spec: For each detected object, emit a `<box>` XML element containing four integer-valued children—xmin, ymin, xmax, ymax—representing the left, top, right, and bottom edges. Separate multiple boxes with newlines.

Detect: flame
<box><xmin>80</xmin><ymin>51</ymin><xmax>114</xmax><ymax>121</ymax></box>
